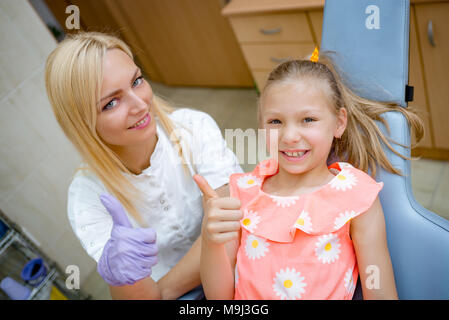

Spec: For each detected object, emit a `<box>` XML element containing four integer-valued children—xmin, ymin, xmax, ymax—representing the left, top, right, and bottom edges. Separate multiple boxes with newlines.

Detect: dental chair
<box><xmin>321</xmin><ymin>0</ymin><xmax>449</xmax><ymax>299</ymax></box>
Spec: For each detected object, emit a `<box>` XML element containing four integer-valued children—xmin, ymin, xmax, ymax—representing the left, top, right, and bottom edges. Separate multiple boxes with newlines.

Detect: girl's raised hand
<box><xmin>193</xmin><ymin>175</ymin><xmax>242</xmax><ymax>245</ymax></box>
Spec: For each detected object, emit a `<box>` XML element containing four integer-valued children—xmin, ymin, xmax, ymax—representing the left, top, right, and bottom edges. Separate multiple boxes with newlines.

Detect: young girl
<box><xmin>195</xmin><ymin>52</ymin><xmax>423</xmax><ymax>300</ymax></box>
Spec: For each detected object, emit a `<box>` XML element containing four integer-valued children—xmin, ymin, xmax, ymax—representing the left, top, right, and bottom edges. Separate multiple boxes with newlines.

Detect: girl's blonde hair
<box><xmin>45</xmin><ymin>32</ymin><xmax>189</xmax><ymax>226</ymax></box>
<box><xmin>260</xmin><ymin>56</ymin><xmax>424</xmax><ymax>177</ymax></box>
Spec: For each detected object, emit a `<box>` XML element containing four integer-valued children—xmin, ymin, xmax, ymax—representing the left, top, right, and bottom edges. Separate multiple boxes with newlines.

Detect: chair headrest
<box><xmin>320</xmin><ymin>0</ymin><xmax>410</xmax><ymax>107</ymax></box>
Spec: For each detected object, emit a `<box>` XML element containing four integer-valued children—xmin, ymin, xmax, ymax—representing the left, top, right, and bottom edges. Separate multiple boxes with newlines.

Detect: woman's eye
<box><xmin>268</xmin><ymin>119</ymin><xmax>281</xmax><ymax>125</ymax></box>
<box><xmin>133</xmin><ymin>76</ymin><xmax>143</xmax><ymax>87</ymax></box>
<box><xmin>103</xmin><ymin>98</ymin><xmax>118</xmax><ymax>111</ymax></box>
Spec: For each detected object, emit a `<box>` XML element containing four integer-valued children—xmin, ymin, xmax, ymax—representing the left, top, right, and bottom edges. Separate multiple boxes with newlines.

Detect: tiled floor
<box><xmin>82</xmin><ymin>81</ymin><xmax>449</xmax><ymax>299</ymax></box>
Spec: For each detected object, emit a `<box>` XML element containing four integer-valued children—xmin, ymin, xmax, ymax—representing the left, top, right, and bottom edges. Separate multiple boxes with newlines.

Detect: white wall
<box><xmin>0</xmin><ymin>0</ymin><xmax>96</xmax><ymax>289</ymax></box>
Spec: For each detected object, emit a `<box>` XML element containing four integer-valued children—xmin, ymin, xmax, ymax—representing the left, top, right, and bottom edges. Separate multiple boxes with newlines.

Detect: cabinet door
<box><xmin>409</xmin><ymin>5</ymin><xmax>432</xmax><ymax>148</ymax></box>
<box><xmin>45</xmin><ymin>0</ymin><xmax>253</xmax><ymax>87</ymax></box>
<box><xmin>415</xmin><ymin>2</ymin><xmax>449</xmax><ymax>149</ymax></box>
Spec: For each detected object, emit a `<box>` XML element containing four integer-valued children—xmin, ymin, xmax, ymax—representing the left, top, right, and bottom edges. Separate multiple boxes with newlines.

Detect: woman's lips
<box><xmin>128</xmin><ymin>113</ymin><xmax>150</xmax><ymax>130</ymax></box>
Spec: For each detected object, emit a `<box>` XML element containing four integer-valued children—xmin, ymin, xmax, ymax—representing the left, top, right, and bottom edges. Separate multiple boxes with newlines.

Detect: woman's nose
<box><xmin>128</xmin><ymin>90</ymin><xmax>148</xmax><ymax>113</ymax></box>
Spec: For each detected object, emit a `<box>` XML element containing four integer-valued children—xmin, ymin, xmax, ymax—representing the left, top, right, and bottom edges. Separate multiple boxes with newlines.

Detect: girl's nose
<box><xmin>281</xmin><ymin>126</ymin><xmax>301</xmax><ymax>145</ymax></box>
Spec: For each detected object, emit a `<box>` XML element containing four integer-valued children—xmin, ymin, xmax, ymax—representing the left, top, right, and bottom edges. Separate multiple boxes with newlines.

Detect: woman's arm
<box><xmin>109</xmin><ymin>277</ymin><xmax>161</xmax><ymax>300</ymax></box>
<box><xmin>157</xmin><ymin>236</ymin><xmax>202</xmax><ymax>300</ymax></box>
<box><xmin>157</xmin><ymin>183</ymin><xmax>235</xmax><ymax>300</ymax></box>
<box><xmin>350</xmin><ymin>197</ymin><xmax>398</xmax><ymax>300</ymax></box>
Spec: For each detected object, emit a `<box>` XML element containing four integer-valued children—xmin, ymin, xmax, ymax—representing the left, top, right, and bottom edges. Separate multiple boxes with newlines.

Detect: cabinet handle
<box><xmin>270</xmin><ymin>57</ymin><xmax>291</xmax><ymax>64</ymax></box>
<box><xmin>260</xmin><ymin>27</ymin><xmax>282</xmax><ymax>35</ymax></box>
<box><xmin>427</xmin><ymin>20</ymin><xmax>436</xmax><ymax>47</ymax></box>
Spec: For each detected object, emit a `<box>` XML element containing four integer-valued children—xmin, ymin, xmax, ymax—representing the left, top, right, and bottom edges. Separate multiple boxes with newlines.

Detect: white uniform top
<box><xmin>67</xmin><ymin>108</ymin><xmax>243</xmax><ymax>281</ymax></box>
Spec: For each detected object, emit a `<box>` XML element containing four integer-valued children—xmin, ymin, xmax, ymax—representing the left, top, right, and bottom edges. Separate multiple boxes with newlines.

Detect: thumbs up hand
<box><xmin>193</xmin><ymin>175</ymin><xmax>243</xmax><ymax>245</ymax></box>
<box><xmin>97</xmin><ymin>194</ymin><xmax>158</xmax><ymax>286</ymax></box>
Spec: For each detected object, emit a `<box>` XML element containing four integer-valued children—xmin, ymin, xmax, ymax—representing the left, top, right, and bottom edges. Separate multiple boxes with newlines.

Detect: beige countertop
<box><xmin>222</xmin><ymin>0</ymin><xmax>449</xmax><ymax>16</ymax></box>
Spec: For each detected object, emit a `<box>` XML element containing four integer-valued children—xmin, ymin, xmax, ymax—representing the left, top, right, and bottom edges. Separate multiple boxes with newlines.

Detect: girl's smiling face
<box><xmin>96</xmin><ymin>49</ymin><xmax>156</xmax><ymax>148</ymax></box>
<box><xmin>260</xmin><ymin>81</ymin><xmax>347</xmax><ymax>177</ymax></box>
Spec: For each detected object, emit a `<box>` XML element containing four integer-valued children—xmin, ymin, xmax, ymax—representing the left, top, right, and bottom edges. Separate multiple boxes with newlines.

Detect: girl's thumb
<box><xmin>100</xmin><ymin>193</ymin><xmax>133</xmax><ymax>228</ymax></box>
<box><xmin>193</xmin><ymin>174</ymin><xmax>218</xmax><ymax>200</ymax></box>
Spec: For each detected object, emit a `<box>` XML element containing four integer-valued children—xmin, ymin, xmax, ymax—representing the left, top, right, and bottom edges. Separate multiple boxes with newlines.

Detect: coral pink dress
<box><xmin>229</xmin><ymin>158</ymin><xmax>383</xmax><ymax>300</ymax></box>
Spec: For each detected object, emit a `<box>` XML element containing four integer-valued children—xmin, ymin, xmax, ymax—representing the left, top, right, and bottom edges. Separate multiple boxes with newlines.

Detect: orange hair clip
<box><xmin>310</xmin><ymin>47</ymin><xmax>319</xmax><ymax>62</ymax></box>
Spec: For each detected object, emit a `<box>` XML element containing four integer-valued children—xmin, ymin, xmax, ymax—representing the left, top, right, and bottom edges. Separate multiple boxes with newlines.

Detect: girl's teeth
<box><xmin>284</xmin><ymin>151</ymin><xmax>306</xmax><ymax>157</ymax></box>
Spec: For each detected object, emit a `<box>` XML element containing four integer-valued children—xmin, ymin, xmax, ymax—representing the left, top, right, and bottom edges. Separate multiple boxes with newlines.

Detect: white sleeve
<box><xmin>173</xmin><ymin>109</ymin><xmax>243</xmax><ymax>190</ymax></box>
<box><xmin>67</xmin><ymin>172</ymin><xmax>113</xmax><ymax>263</ymax></box>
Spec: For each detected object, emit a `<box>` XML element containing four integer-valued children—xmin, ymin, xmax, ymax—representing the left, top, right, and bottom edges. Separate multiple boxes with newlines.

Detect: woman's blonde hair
<box><xmin>45</xmin><ymin>32</ymin><xmax>189</xmax><ymax>226</ymax></box>
<box><xmin>260</xmin><ymin>56</ymin><xmax>424</xmax><ymax>177</ymax></box>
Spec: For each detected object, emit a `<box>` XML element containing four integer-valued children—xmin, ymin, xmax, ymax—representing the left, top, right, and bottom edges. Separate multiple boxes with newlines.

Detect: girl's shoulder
<box><xmin>327</xmin><ymin>162</ymin><xmax>381</xmax><ymax>187</ymax></box>
<box><xmin>229</xmin><ymin>159</ymin><xmax>276</xmax><ymax>199</ymax></box>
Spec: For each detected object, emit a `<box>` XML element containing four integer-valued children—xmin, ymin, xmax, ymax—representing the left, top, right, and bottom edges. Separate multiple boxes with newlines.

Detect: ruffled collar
<box><xmin>238</xmin><ymin>158</ymin><xmax>363</xmax><ymax>242</ymax></box>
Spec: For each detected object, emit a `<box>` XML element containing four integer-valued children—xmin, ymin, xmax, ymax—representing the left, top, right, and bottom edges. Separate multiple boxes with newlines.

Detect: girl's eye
<box><xmin>103</xmin><ymin>98</ymin><xmax>118</xmax><ymax>111</ymax></box>
<box><xmin>133</xmin><ymin>76</ymin><xmax>144</xmax><ymax>87</ymax></box>
<box><xmin>268</xmin><ymin>119</ymin><xmax>281</xmax><ymax>125</ymax></box>
<box><xmin>304</xmin><ymin>117</ymin><xmax>315</xmax><ymax>123</ymax></box>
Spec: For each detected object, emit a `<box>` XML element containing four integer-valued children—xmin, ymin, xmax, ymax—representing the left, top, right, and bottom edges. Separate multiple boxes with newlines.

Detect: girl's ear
<box><xmin>335</xmin><ymin>107</ymin><xmax>347</xmax><ymax>139</ymax></box>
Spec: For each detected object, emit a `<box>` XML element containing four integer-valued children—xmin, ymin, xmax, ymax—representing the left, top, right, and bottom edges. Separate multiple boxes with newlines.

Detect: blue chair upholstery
<box><xmin>321</xmin><ymin>0</ymin><xmax>449</xmax><ymax>299</ymax></box>
<box><xmin>177</xmin><ymin>285</ymin><xmax>204</xmax><ymax>300</ymax></box>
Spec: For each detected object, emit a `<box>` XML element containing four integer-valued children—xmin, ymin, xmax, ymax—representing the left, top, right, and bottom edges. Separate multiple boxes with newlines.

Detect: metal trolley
<box><xmin>0</xmin><ymin>209</ymin><xmax>90</xmax><ymax>300</ymax></box>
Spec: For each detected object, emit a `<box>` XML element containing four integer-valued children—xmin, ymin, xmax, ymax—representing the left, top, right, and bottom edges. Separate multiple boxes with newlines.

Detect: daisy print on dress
<box><xmin>344</xmin><ymin>267</ymin><xmax>356</xmax><ymax>294</ymax></box>
<box><xmin>315</xmin><ymin>233</ymin><xmax>341</xmax><ymax>264</ymax></box>
<box><xmin>269</xmin><ymin>195</ymin><xmax>299</xmax><ymax>208</ymax></box>
<box><xmin>237</xmin><ymin>174</ymin><xmax>262</xmax><ymax>189</ymax></box>
<box><xmin>245</xmin><ymin>234</ymin><xmax>269</xmax><ymax>260</ymax></box>
<box><xmin>241</xmin><ymin>210</ymin><xmax>261</xmax><ymax>233</ymax></box>
<box><xmin>329</xmin><ymin>169</ymin><xmax>358</xmax><ymax>191</ymax></box>
<box><xmin>334</xmin><ymin>210</ymin><xmax>357</xmax><ymax>230</ymax></box>
<box><xmin>272</xmin><ymin>268</ymin><xmax>307</xmax><ymax>300</ymax></box>
<box><xmin>293</xmin><ymin>210</ymin><xmax>313</xmax><ymax>233</ymax></box>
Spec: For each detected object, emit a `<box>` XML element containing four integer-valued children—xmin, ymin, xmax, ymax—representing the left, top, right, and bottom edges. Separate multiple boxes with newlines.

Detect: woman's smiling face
<box><xmin>260</xmin><ymin>81</ymin><xmax>347</xmax><ymax>176</ymax></box>
<box><xmin>96</xmin><ymin>49</ymin><xmax>156</xmax><ymax>148</ymax></box>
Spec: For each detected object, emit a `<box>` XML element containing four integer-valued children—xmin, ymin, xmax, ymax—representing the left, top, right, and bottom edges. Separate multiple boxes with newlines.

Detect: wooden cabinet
<box><xmin>44</xmin><ymin>0</ymin><xmax>253</xmax><ymax>87</ymax></box>
<box><xmin>222</xmin><ymin>0</ymin><xmax>323</xmax><ymax>90</ymax></box>
<box><xmin>410</xmin><ymin>1</ymin><xmax>449</xmax><ymax>159</ymax></box>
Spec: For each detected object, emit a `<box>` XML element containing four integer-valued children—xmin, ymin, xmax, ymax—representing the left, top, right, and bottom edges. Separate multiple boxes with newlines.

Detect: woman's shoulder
<box><xmin>69</xmin><ymin>168</ymin><xmax>105</xmax><ymax>195</ymax></box>
<box><xmin>169</xmin><ymin>108</ymin><xmax>218</xmax><ymax>130</ymax></box>
<box><xmin>68</xmin><ymin>169</ymin><xmax>107</xmax><ymax>213</ymax></box>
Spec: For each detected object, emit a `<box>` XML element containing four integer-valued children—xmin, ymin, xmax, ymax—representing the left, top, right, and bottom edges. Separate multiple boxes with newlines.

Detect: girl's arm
<box><xmin>350</xmin><ymin>197</ymin><xmax>398</xmax><ymax>300</ymax></box>
<box><xmin>194</xmin><ymin>176</ymin><xmax>242</xmax><ymax>300</ymax></box>
<box><xmin>201</xmin><ymin>235</ymin><xmax>239</xmax><ymax>300</ymax></box>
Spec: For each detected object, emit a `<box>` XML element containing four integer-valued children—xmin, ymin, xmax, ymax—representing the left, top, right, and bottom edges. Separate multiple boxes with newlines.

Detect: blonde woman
<box><xmin>45</xmin><ymin>32</ymin><xmax>242</xmax><ymax>299</ymax></box>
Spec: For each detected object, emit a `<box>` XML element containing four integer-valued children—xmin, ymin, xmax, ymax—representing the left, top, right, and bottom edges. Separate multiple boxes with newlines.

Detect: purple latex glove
<box><xmin>97</xmin><ymin>194</ymin><xmax>158</xmax><ymax>286</ymax></box>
